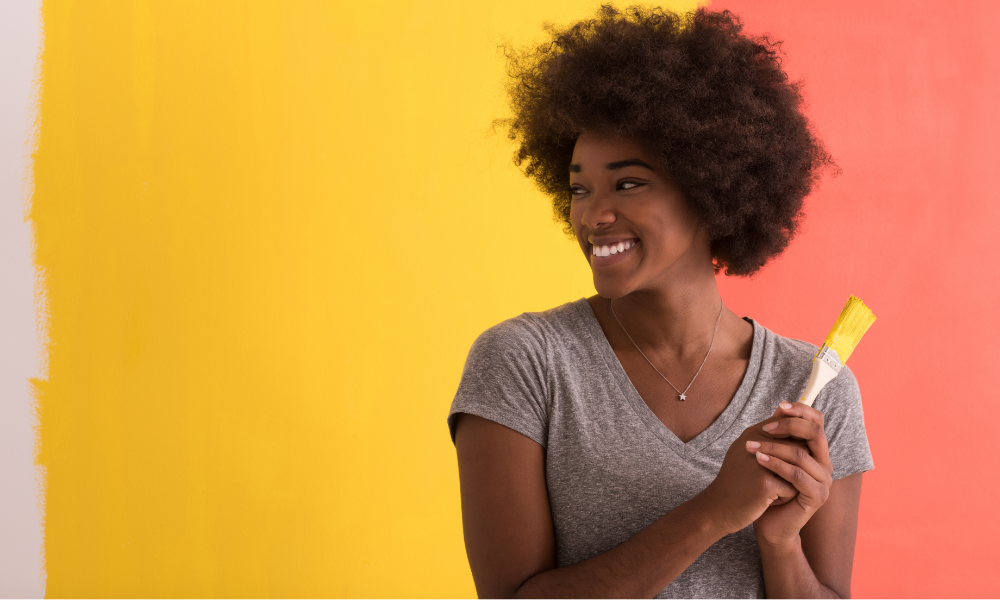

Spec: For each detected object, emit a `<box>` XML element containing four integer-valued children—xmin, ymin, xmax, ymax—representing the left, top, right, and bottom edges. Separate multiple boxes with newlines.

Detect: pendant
<box><xmin>678</xmin><ymin>394</ymin><xmax>686</xmax><ymax>401</ymax></box>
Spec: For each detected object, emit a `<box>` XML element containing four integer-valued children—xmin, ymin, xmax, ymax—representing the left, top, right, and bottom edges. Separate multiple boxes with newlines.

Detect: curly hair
<box><xmin>499</xmin><ymin>5</ymin><xmax>835</xmax><ymax>276</ymax></box>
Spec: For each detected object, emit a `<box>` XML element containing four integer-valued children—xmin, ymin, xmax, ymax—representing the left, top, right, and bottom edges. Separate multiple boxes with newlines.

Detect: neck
<box><xmin>609</xmin><ymin>267</ymin><xmax>725</xmax><ymax>358</ymax></box>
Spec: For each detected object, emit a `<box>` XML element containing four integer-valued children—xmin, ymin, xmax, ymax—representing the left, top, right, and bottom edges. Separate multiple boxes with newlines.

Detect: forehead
<box><xmin>570</xmin><ymin>133</ymin><xmax>652</xmax><ymax>166</ymax></box>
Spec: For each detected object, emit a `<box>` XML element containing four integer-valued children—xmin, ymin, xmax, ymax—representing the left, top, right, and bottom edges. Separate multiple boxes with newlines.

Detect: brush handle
<box><xmin>798</xmin><ymin>357</ymin><xmax>839</xmax><ymax>407</ymax></box>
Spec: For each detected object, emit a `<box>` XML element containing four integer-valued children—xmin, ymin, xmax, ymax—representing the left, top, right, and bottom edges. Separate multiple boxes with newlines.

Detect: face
<box><xmin>569</xmin><ymin>132</ymin><xmax>712</xmax><ymax>298</ymax></box>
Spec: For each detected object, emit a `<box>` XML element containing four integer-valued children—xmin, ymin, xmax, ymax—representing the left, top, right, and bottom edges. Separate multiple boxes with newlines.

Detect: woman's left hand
<box><xmin>745</xmin><ymin>402</ymin><xmax>833</xmax><ymax>548</ymax></box>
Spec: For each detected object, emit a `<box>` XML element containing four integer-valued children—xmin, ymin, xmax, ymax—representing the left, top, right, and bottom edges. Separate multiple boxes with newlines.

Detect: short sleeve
<box><xmin>447</xmin><ymin>315</ymin><xmax>550</xmax><ymax>447</ymax></box>
<box><xmin>812</xmin><ymin>365</ymin><xmax>874</xmax><ymax>480</ymax></box>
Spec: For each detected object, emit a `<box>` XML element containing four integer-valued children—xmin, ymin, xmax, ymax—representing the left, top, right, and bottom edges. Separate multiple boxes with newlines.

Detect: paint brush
<box><xmin>798</xmin><ymin>295</ymin><xmax>876</xmax><ymax>407</ymax></box>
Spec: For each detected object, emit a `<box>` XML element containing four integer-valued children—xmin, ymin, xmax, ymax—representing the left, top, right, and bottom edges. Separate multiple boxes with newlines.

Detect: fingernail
<box><xmin>756</xmin><ymin>451</ymin><xmax>769</xmax><ymax>462</ymax></box>
<box><xmin>763</xmin><ymin>423</ymin><xmax>776</xmax><ymax>432</ymax></box>
<box><xmin>779</xmin><ymin>402</ymin><xmax>793</xmax><ymax>409</ymax></box>
<box><xmin>746</xmin><ymin>440</ymin><xmax>761</xmax><ymax>450</ymax></box>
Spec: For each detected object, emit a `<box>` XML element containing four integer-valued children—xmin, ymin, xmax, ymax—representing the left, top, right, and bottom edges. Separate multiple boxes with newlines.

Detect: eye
<box><xmin>570</xmin><ymin>185</ymin><xmax>589</xmax><ymax>197</ymax></box>
<box><xmin>618</xmin><ymin>180</ymin><xmax>645</xmax><ymax>191</ymax></box>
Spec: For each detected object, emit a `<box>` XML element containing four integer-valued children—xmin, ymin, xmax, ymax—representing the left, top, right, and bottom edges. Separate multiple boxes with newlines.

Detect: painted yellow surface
<box><xmin>31</xmin><ymin>0</ymin><xmax>699</xmax><ymax>596</ymax></box>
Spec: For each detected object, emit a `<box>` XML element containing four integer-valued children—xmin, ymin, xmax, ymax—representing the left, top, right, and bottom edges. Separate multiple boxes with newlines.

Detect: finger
<box><xmin>761</xmin><ymin>417</ymin><xmax>819</xmax><ymax>440</ymax></box>
<box><xmin>763</xmin><ymin>471</ymin><xmax>797</xmax><ymax>505</ymax></box>
<box><xmin>745</xmin><ymin>431</ymin><xmax>807</xmax><ymax>445</ymax></box>
<box><xmin>768</xmin><ymin>402</ymin><xmax>828</xmax><ymax>458</ymax></box>
<box><xmin>760</xmin><ymin>418</ymin><xmax>830</xmax><ymax>466</ymax></box>
<box><xmin>745</xmin><ymin>437</ymin><xmax>809</xmax><ymax>465</ymax></box>
<box><xmin>746</xmin><ymin>439</ymin><xmax>830</xmax><ymax>483</ymax></box>
<box><xmin>755</xmin><ymin>451</ymin><xmax>829</xmax><ymax>512</ymax></box>
<box><xmin>757</xmin><ymin>401</ymin><xmax>816</xmax><ymax>429</ymax></box>
<box><xmin>745</xmin><ymin>435</ymin><xmax>807</xmax><ymax>454</ymax></box>
<box><xmin>752</xmin><ymin>412</ymin><xmax>787</xmax><ymax>435</ymax></box>
<box><xmin>776</xmin><ymin>401</ymin><xmax>825</xmax><ymax>428</ymax></box>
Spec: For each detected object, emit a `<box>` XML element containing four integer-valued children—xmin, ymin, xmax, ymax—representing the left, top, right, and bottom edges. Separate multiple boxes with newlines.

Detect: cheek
<box><xmin>639</xmin><ymin>211</ymin><xmax>697</xmax><ymax>256</ymax></box>
<box><xmin>569</xmin><ymin>202</ymin><xmax>585</xmax><ymax>239</ymax></box>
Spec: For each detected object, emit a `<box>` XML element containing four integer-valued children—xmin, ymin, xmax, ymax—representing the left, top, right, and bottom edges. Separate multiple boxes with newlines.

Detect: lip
<box><xmin>590</xmin><ymin>239</ymin><xmax>639</xmax><ymax>268</ymax></box>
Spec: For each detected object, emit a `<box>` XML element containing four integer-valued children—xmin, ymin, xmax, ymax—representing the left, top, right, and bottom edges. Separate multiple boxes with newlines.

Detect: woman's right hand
<box><xmin>695</xmin><ymin>413</ymin><xmax>801</xmax><ymax>536</ymax></box>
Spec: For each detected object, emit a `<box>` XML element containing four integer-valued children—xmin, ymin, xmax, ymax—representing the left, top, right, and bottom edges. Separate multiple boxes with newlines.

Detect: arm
<box><xmin>456</xmin><ymin>413</ymin><xmax>721</xmax><ymax>598</ymax></box>
<box><xmin>455</xmin><ymin>413</ymin><xmax>798</xmax><ymax>598</ymax></box>
<box><xmin>747</xmin><ymin>403</ymin><xmax>864</xmax><ymax>598</ymax></box>
<box><xmin>757</xmin><ymin>473</ymin><xmax>862</xmax><ymax>598</ymax></box>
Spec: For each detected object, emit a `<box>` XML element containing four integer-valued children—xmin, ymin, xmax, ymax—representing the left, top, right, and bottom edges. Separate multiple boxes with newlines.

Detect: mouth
<box><xmin>590</xmin><ymin>238</ymin><xmax>639</xmax><ymax>267</ymax></box>
<box><xmin>591</xmin><ymin>239</ymin><xmax>637</xmax><ymax>257</ymax></box>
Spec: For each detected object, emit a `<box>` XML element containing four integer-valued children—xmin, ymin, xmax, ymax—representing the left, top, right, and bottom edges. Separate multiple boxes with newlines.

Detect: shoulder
<box><xmin>753</xmin><ymin>322</ymin><xmax>863</xmax><ymax>407</ymax></box>
<box><xmin>753</xmin><ymin>323</ymin><xmax>819</xmax><ymax>393</ymax></box>
<box><xmin>450</xmin><ymin>300</ymin><xmax>590</xmax><ymax>447</ymax></box>
<box><xmin>755</xmin><ymin>321</ymin><xmax>867</xmax><ymax>421</ymax></box>
<box><xmin>458</xmin><ymin>297</ymin><xmax>593</xmax><ymax>400</ymax></box>
<box><xmin>753</xmin><ymin>322</ymin><xmax>872</xmax><ymax>477</ymax></box>
<box><xmin>466</xmin><ymin>298</ymin><xmax>591</xmax><ymax>365</ymax></box>
<box><xmin>762</xmin><ymin>325</ymin><xmax>821</xmax><ymax>366</ymax></box>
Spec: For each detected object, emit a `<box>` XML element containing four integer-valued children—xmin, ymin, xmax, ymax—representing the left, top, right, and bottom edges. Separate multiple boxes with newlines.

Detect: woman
<box><xmin>448</xmin><ymin>6</ymin><xmax>872</xmax><ymax>598</ymax></box>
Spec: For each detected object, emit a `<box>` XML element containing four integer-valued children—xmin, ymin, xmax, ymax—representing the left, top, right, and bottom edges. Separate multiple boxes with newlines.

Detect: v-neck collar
<box><xmin>576</xmin><ymin>298</ymin><xmax>766</xmax><ymax>459</ymax></box>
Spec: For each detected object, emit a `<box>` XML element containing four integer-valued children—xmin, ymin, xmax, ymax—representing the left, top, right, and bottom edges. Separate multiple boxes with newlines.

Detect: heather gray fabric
<box><xmin>448</xmin><ymin>298</ymin><xmax>873</xmax><ymax>599</ymax></box>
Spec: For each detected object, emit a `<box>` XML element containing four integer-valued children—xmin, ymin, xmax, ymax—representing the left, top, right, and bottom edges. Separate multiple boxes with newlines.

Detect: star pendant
<box><xmin>678</xmin><ymin>393</ymin><xmax>687</xmax><ymax>401</ymax></box>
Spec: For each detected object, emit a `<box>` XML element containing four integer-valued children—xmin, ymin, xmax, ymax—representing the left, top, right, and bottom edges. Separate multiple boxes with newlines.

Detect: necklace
<box><xmin>609</xmin><ymin>299</ymin><xmax>724</xmax><ymax>401</ymax></box>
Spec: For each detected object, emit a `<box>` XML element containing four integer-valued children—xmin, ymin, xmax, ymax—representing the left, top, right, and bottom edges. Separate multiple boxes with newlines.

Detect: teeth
<box><xmin>592</xmin><ymin>240</ymin><xmax>636</xmax><ymax>258</ymax></box>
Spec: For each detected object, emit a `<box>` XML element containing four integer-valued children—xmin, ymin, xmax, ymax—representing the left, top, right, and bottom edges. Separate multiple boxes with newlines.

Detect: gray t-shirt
<box><xmin>448</xmin><ymin>298</ymin><xmax>873</xmax><ymax>598</ymax></box>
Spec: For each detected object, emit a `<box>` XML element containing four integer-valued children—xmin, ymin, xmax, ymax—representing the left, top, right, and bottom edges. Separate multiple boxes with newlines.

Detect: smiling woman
<box><xmin>447</xmin><ymin>5</ymin><xmax>871</xmax><ymax>599</ymax></box>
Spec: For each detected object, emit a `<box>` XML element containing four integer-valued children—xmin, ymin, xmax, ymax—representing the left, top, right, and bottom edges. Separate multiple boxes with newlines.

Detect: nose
<box><xmin>580</xmin><ymin>188</ymin><xmax>616</xmax><ymax>230</ymax></box>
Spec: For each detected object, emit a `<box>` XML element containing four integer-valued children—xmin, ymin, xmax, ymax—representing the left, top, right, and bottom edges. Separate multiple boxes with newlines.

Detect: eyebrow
<box><xmin>606</xmin><ymin>158</ymin><xmax>655</xmax><ymax>171</ymax></box>
<box><xmin>568</xmin><ymin>158</ymin><xmax>655</xmax><ymax>173</ymax></box>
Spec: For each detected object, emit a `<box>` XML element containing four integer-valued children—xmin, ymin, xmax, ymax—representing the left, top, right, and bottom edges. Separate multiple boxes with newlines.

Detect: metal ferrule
<box><xmin>815</xmin><ymin>344</ymin><xmax>843</xmax><ymax>374</ymax></box>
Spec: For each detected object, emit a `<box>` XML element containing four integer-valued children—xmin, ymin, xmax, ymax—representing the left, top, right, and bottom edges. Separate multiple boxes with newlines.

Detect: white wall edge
<box><xmin>0</xmin><ymin>0</ymin><xmax>46</xmax><ymax>597</ymax></box>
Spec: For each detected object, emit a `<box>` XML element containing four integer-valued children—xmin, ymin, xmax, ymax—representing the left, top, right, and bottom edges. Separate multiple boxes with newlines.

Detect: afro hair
<box><xmin>499</xmin><ymin>5</ymin><xmax>835</xmax><ymax>276</ymax></box>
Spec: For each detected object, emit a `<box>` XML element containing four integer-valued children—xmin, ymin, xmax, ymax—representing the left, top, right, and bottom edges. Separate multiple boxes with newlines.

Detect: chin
<box><xmin>592</xmin><ymin>276</ymin><xmax>635</xmax><ymax>300</ymax></box>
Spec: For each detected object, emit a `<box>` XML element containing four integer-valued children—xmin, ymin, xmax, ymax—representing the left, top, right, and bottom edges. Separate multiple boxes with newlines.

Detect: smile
<box><xmin>591</xmin><ymin>239</ymin><xmax>637</xmax><ymax>257</ymax></box>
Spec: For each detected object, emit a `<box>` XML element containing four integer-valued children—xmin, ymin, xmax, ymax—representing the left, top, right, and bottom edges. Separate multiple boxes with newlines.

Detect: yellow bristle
<box><xmin>822</xmin><ymin>295</ymin><xmax>876</xmax><ymax>365</ymax></box>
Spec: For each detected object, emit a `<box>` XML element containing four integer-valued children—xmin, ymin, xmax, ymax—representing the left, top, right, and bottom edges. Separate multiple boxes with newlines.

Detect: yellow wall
<box><xmin>31</xmin><ymin>0</ymin><xmax>698</xmax><ymax>596</ymax></box>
